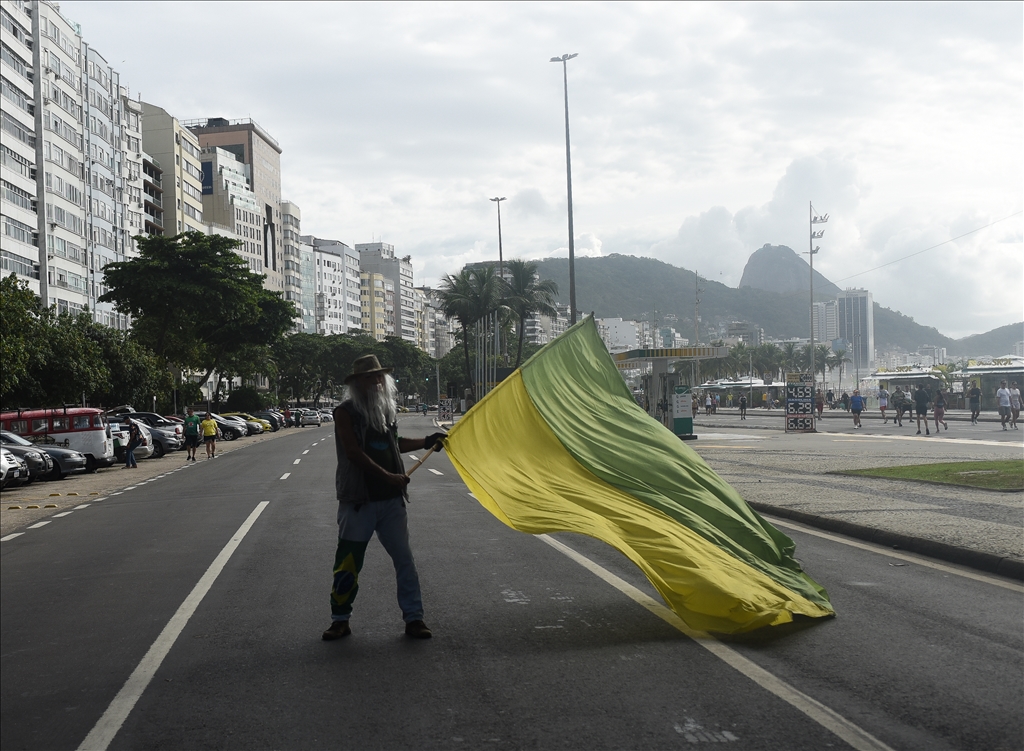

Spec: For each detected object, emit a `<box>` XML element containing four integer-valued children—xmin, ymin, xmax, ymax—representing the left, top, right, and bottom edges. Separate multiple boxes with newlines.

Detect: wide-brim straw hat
<box><xmin>345</xmin><ymin>354</ymin><xmax>392</xmax><ymax>384</ymax></box>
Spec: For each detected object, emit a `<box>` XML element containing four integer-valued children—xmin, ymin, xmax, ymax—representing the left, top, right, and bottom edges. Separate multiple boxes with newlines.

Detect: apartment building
<box><xmin>356</xmin><ymin>242</ymin><xmax>415</xmax><ymax>344</ymax></box>
<box><xmin>360</xmin><ymin>271</ymin><xmax>388</xmax><ymax>340</ymax></box>
<box><xmin>299</xmin><ymin>235</ymin><xmax>315</xmax><ymax>333</ymax></box>
<box><xmin>186</xmin><ymin>117</ymin><xmax>283</xmax><ymax>295</ymax></box>
<box><xmin>280</xmin><ymin>200</ymin><xmax>302</xmax><ymax>318</ymax></box>
<box><xmin>302</xmin><ymin>236</ymin><xmax>360</xmax><ymax>336</ymax></box>
<box><xmin>596</xmin><ymin>318</ymin><xmax>640</xmax><ymax>353</ymax></box>
<box><xmin>812</xmin><ymin>300</ymin><xmax>839</xmax><ymax>343</ymax></box>
<box><xmin>141</xmin><ymin>102</ymin><xmax>204</xmax><ymax>235</ymax></box>
<box><xmin>198</xmin><ymin>146</ymin><xmax>263</xmax><ymax>273</ymax></box>
<box><xmin>1</xmin><ymin>1</ymin><xmax>136</xmax><ymax>326</ymax></box>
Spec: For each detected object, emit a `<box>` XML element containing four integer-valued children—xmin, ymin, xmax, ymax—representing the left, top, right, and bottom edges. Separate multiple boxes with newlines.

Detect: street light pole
<box><xmin>550</xmin><ymin>52</ymin><xmax>578</xmax><ymax>325</ymax></box>
<box><xmin>490</xmin><ymin>196</ymin><xmax>507</xmax><ymax>365</ymax></box>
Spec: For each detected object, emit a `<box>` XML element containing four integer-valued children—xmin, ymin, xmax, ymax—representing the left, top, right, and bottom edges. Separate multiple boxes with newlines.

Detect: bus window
<box><xmin>52</xmin><ymin>416</ymin><xmax>69</xmax><ymax>431</ymax></box>
<box><xmin>8</xmin><ymin>420</ymin><xmax>27</xmax><ymax>434</ymax></box>
<box><xmin>32</xmin><ymin>418</ymin><xmax>49</xmax><ymax>433</ymax></box>
<box><xmin>75</xmin><ymin>415</ymin><xmax>91</xmax><ymax>429</ymax></box>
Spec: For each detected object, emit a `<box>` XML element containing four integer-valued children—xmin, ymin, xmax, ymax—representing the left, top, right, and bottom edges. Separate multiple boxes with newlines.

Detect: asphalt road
<box><xmin>2</xmin><ymin>416</ymin><xmax>1022</xmax><ymax>750</ymax></box>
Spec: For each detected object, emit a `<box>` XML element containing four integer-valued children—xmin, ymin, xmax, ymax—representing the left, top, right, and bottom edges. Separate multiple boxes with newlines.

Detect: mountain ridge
<box><xmin>531</xmin><ymin>253</ymin><xmax>1021</xmax><ymax>356</ymax></box>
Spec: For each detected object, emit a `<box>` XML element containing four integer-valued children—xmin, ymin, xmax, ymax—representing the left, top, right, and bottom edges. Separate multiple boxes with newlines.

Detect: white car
<box><xmin>299</xmin><ymin>409</ymin><xmax>322</xmax><ymax>427</ymax></box>
<box><xmin>1</xmin><ymin>447</ymin><xmax>24</xmax><ymax>488</ymax></box>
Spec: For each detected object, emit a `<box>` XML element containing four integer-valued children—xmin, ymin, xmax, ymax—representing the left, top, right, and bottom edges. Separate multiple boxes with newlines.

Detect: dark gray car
<box><xmin>0</xmin><ymin>441</ymin><xmax>53</xmax><ymax>483</ymax></box>
<box><xmin>0</xmin><ymin>430</ymin><xmax>85</xmax><ymax>480</ymax></box>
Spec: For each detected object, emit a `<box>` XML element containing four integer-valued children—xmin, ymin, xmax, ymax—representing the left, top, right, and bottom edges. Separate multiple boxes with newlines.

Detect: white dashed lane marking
<box><xmin>75</xmin><ymin>504</ymin><xmax>91</xmax><ymax>509</ymax></box>
<box><xmin>53</xmin><ymin>512</ymin><xmax>74</xmax><ymax>518</ymax></box>
<box><xmin>1</xmin><ymin>533</ymin><xmax>25</xmax><ymax>541</ymax></box>
<box><xmin>302</xmin><ymin>450</ymin><xmax>309</xmax><ymax>455</ymax></box>
<box><xmin>293</xmin><ymin>459</ymin><xmax>301</xmax><ymax>465</ymax></box>
<box><xmin>428</xmin><ymin>469</ymin><xmax>443</xmax><ymax>476</ymax></box>
<box><xmin>280</xmin><ymin>473</ymin><xmax>291</xmax><ymax>480</ymax></box>
<box><xmin>28</xmin><ymin>521</ymin><xmax>51</xmax><ymax>529</ymax></box>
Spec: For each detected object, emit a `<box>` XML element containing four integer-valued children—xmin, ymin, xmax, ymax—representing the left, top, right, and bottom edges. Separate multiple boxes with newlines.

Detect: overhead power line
<box><xmin>832</xmin><ymin>210</ymin><xmax>1022</xmax><ymax>284</ymax></box>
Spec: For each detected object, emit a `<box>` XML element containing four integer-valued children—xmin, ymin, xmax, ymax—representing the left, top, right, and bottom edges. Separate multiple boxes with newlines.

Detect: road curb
<box><xmin>748</xmin><ymin>501</ymin><xmax>1024</xmax><ymax>582</ymax></box>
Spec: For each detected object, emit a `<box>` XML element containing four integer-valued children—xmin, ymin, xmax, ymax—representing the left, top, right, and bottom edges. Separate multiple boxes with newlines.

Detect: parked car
<box><xmin>209</xmin><ymin>414</ymin><xmax>245</xmax><ymax>441</ymax></box>
<box><xmin>252</xmin><ymin>411</ymin><xmax>281</xmax><ymax>431</ymax></box>
<box><xmin>0</xmin><ymin>407</ymin><xmax>116</xmax><ymax>472</ymax></box>
<box><xmin>105</xmin><ymin>417</ymin><xmax>155</xmax><ymax>462</ymax></box>
<box><xmin>2</xmin><ymin>448</ymin><xmax>25</xmax><ymax>489</ymax></box>
<box><xmin>0</xmin><ymin>441</ymin><xmax>54</xmax><ymax>484</ymax></box>
<box><xmin>111</xmin><ymin>411</ymin><xmax>185</xmax><ymax>457</ymax></box>
<box><xmin>318</xmin><ymin>410</ymin><xmax>334</xmax><ymax>422</ymax></box>
<box><xmin>299</xmin><ymin>409</ymin><xmax>322</xmax><ymax>427</ymax></box>
<box><xmin>1</xmin><ymin>430</ymin><xmax>87</xmax><ymax>479</ymax></box>
<box><xmin>222</xmin><ymin>412</ymin><xmax>272</xmax><ymax>433</ymax></box>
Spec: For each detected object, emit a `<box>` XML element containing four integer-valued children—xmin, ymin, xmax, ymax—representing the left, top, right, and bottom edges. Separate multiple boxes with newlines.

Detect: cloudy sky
<box><xmin>67</xmin><ymin>1</ymin><xmax>1022</xmax><ymax>339</ymax></box>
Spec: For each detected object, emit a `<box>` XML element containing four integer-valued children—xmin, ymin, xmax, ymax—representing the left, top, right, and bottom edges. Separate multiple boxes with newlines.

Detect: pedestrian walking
<box><xmin>878</xmin><ymin>386</ymin><xmax>889</xmax><ymax>423</ymax></box>
<box><xmin>914</xmin><ymin>383</ymin><xmax>931</xmax><ymax>435</ymax></box>
<box><xmin>841</xmin><ymin>392</ymin><xmax>850</xmax><ymax>411</ymax></box>
<box><xmin>996</xmin><ymin>380</ymin><xmax>1013</xmax><ymax>431</ymax></box>
<box><xmin>182</xmin><ymin>407</ymin><xmax>201</xmax><ymax>462</ymax></box>
<box><xmin>125</xmin><ymin>419</ymin><xmax>141</xmax><ymax>468</ymax></box>
<box><xmin>1010</xmin><ymin>381</ymin><xmax>1021</xmax><ymax>430</ymax></box>
<box><xmin>705</xmin><ymin>394</ymin><xmax>712</xmax><ymax>415</ymax></box>
<box><xmin>892</xmin><ymin>386</ymin><xmax>907</xmax><ymax>427</ymax></box>
<box><xmin>967</xmin><ymin>381</ymin><xmax>982</xmax><ymax>424</ymax></box>
<box><xmin>815</xmin><ymin>391</ymin><xmax>824</xmax><ymax>418</ymax></box>
<box><xmin>849</xmin><ymin>389</ymin><xmax>865</xmax><ymax>428</ymax></box>
<box><xmin>739</xmin><ymin>394</ymin><xmax>747</xmax><ymax>420</ymax></box>
<box><xmin>933</xmin><ymin>389</ymin><xmax>948</xmax><ymax>432</ymax></box>
<box><xmin>323</xmin><ymin>354</ymin><xmax>447</xmax><ymax>642</ymax></box>
<box><xmin>201</xmin><ymin>412</ymin><xmax>218</xmax><ymax>458</ymax></box>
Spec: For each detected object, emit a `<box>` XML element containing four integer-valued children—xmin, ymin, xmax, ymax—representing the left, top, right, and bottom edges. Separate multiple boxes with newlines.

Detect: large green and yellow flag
<box><xmin>445</xmin><ymin>316</ymin><xmax>833</xmax><ymax>634</ymax></box>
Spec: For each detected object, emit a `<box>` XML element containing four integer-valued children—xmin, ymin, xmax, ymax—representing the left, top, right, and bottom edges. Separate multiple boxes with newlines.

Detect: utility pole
<box><xmin>694</xmin><ymin>273</ymin><xmax>704</xmax><ymax>386</ymax></box>
<box><xmin>490</xmin><ymin>196</ymin><xmax>506</xmax><ymax>364</ymax></box>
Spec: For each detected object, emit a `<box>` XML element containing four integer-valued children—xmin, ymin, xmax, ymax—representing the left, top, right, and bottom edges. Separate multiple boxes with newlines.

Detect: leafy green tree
<box><xmin>0</xmin><ymin>274</ymin><xmax>42</xmax><ymax>402</ymax></box>
<box><xmin>503</xmin><ymin>259</ymin><xmax>558</xmax><ymax>369</ymax></box>
<box><xmin>100</xmin><ymin>232</ymin><xmax>296</xmax><ymax>384</ymax></box>
<box><xmin>85</xmin><ymin>324</ymin><xmax>169</xmax><ymax>409</ymax></box>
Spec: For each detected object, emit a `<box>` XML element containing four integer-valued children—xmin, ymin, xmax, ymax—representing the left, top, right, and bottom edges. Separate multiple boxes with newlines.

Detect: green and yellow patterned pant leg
<box><xmin>330</xmin><ymin>539</ymin><xmax>369</xmax><ymax>620</ymax></box>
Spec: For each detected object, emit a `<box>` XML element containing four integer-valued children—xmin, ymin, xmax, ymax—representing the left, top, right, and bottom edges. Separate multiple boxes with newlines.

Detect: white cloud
<box><xmin>63</xmin><ymin>0</ymin><xmax>1022</xmax><ymax>338</ymax></box>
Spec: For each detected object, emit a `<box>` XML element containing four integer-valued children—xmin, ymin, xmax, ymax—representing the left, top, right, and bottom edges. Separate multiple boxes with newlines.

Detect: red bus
<box><xmin>0</xmin><ymin>407</ymin><xmax>116</xmax><ymax>472</ymax></box>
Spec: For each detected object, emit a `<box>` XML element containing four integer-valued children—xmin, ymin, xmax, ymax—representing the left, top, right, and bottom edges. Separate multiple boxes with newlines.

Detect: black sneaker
<box><xmin>404</xmin><ymin>620</ymin><xmax>432</xmax><ymax>639</ymax></box>
<box><xmin>322</xmin><ymin>621</ymin><xmax>351</xmax><ymax>640</ymax></box>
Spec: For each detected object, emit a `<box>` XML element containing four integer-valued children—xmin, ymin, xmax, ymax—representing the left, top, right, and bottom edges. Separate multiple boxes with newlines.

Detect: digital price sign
<box><xmin>785</xmin><ymin>373</ymin><xmax>815</xmax><ymax>433</ymax></box>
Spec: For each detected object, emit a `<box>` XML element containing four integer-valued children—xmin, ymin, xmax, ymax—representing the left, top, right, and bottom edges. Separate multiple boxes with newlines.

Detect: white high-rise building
<box><xmin>596</xmin><ymin>318</ymin><xmax>639</xmax><ymax>352</ymax></box>
<box><xmin>357</xmin><ymin>242</ymin><xmax>415</xmax><ymax>344</ymax></box>
<box><xmin>1</xmin><ymin>1</ymin><xmax>137</xmax><ymax>326</ymax></box>
<box><xmin>304</xmin><ymin>236</ymin><xmax>361</xmax><ymax>335</ymax></box>
<box><xmin>812</xmin><ymin>301</ymin><xmax>838</xmax><ymax>343</ymax></box>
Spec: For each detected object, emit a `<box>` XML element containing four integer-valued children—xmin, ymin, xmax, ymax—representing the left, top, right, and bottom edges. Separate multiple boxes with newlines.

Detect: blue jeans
<box><xmin>330</xmin><ymin>496</ymin><xmax>423</xmax><ymax>623</ymax></box>
<box><xmin>125</xmin><ymin>447</ymin><xmax>138</xmax><ymax>467</ymax></box>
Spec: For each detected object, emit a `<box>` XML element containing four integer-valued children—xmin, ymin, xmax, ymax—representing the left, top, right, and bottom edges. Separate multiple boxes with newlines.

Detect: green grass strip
<box><xmin>837</xmin><ymin>460</ymin><xmax>1024</xmax><ymax>491</ymax></box>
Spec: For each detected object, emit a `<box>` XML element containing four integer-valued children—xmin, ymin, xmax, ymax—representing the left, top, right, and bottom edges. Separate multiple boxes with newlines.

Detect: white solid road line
<box><xmin>841</xmin><ymin>433</ymin><xmax>1022</xmax><ymax>448</ymax></box>
<box><xmin>538</xmin><ymin>534</ymin><xmax>897</xmax><ymax>751</ymax></box>
<box><xmin>77</xmin><ymin>501</ymin><xmax>270</xmax><ymax>751</ymax></box>
<box><xmin>766</xmin><ymin>516</ymin><xmax>1023</xmax><ymax>592</ymax></box>
<box><xmin>280</xmin><ymin>473</ymin><xmax>291</xmax><ymax>480</ymax></box>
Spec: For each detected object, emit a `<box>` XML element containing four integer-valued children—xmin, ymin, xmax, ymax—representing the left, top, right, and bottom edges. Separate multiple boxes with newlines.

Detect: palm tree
<box><xmin>437</xmin><ymin>267</ymin><xmax>503</xmax><ymax>400</ymax></box>
<box><xmin>781</xmin><ymin>342</ymin><xmax>800</xmax><ymax>375</ymax></box>
<box><xmin>828</xmin><ymin>348</ymin><xmax>851</xmax><ymax>394</ymax></box>
<box><xmin>503</xmin><ymin>259</ymin><xmax>559</xmax><ymax>368</ymax></box>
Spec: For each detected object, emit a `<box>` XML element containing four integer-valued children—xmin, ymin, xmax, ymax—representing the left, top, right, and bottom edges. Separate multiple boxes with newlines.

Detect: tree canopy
<box><xmin>100</xmin><ymin>232</ymin><xmax>296</xmax><ymax>384</ymax></box>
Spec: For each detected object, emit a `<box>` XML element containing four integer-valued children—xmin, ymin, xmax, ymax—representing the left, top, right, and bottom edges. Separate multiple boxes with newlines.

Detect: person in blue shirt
<box><xmin>849</xmin><ymin>389</ymin><xmax>865</xmax><ymax>429</ymax></box>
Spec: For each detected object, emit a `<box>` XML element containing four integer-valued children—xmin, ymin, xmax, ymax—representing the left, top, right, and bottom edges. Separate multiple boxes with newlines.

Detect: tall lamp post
<box><xmin>490</xmin><ymin>196</ymin><xmax>506</xmax><ymax>365</ymax></box>
<box><xmin>807</xmin><ymin>203</ymin><xmax>828</xmax><ymax>405</ymax></box>
<box><xmin>550</xmin><ymin>52</ymin><xmax>578</xmax><ymax>325</ymax></box>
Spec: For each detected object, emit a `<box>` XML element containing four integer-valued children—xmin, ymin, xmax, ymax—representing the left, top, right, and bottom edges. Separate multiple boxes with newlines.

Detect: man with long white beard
<box><xmin>323</xmin><ymin>354</ymin><xmax>446</xmax><ymax>641</ymax></box>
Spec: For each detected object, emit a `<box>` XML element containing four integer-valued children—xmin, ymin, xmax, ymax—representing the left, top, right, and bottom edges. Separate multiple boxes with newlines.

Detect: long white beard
<box><xmin>347</xmin><ymin>374</ymin><xmax>398</xmax><ymax>433</ymax></box>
